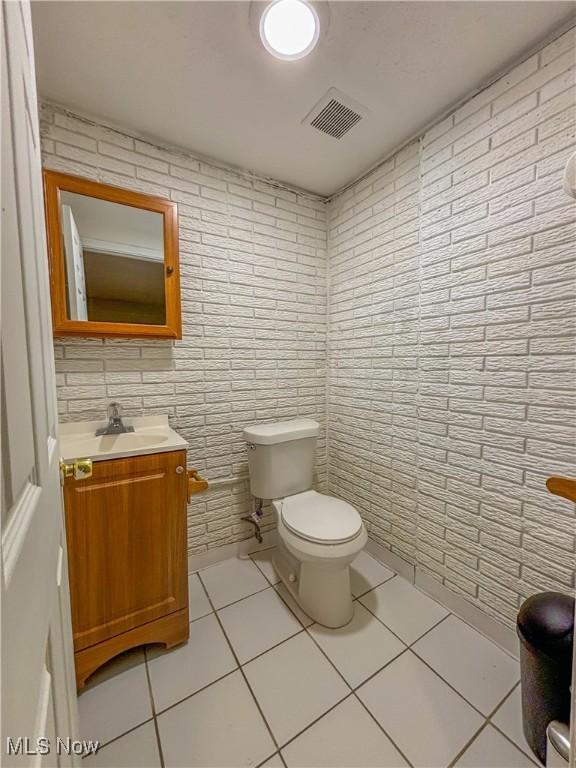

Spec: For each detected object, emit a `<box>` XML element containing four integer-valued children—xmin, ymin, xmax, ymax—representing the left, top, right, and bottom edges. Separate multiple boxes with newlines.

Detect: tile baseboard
<box><xmin>366</xmin><ymin>536</ymin><xmax>519</xmax><ymax>659</ymax></box>
<box><xmin>188</xmin><ymin>531</ymin><xmax>277</xmax><ymax>574</ymax></box>
<box><xmin>188</xmin><ymin>532</ymin><xmax>519</xmax><ymax>658</ymax></box>
<box><xmin>365</xmin><ymin>538</ymin><xmax>416</xmax><ymax>583</ymax></box>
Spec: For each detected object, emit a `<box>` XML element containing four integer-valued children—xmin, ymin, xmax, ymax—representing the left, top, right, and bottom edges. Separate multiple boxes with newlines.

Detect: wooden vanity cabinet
<box><xmin>63</xmin><ymin>449</ymin><xmax>189</xmax><ymax>689</ymax></box>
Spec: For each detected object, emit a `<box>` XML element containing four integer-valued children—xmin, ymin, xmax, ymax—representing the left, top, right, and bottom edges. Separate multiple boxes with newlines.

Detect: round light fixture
<box><xmin>260</xmin><ymin>0</ymin><xmax>320</xmax><ymax>61</ymax></box>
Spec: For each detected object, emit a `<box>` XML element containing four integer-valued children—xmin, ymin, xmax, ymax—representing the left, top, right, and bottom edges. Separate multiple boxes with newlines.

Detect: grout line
<box><xmin>197</xmin><ymin>571</ymin><xmax>283</xmax><ymax>755</ymax></box>
<box><xmin>208</xmin><ymin>582</ymin><xmax>275</xmax><ymax>612</ymax></box>
<box><xmin>447</xmin><ymin>720</ymin><xmax>490</xmax><ymax>768</ymax></box>
<box><xmin>406</xmin><ymin>647</ymin><xmax>492</xmax><ymax>721</ymax></box>
<box><xmin>275</xmin><ymin>691</ymin><xmax>356</xmax><ymax>753</ymax></box>
<box><xmin>200</xmin><ymin>589</ymin><xmax>309</xmax><ymax>664</ymax></box>
<box><xmin>353</xmin><ymin>694</ymin><xmax>416</xmax><ymax>768</ymax></box>
<box><xmin>486</xmin><ymin>682</ymin><xmax>542</xmax><ymax>766</ymax></box>
<box><xmin>202</xmin><ymin>563</ymin><xmax>411</xmax><ymax>762</ymax></box>
<box><xmin>407</xmin><ymin>611</ymin><xmax>453</xmax><ymax>646</ymax></box>
<box><xmin>249</xmin><ymin>555</ymin><xmax>283</xmax><ymax>587</ymax></box>
<box><xmin>484</xmin><ymin>680</ymin><xmax>521</xmax><ymax>722</ymax></box>
<box><xmin>301</xmin><ymin>627</ymin><xmax>415</xmax><ymax>768</ymax></box>
<box><xmin>150</xmin><ymin>584</ymin><xmax>310</xmax><ymax>719</ymax></box>
<box><xmin>143</xmin><ymin>650</ymin><xmax>166</xmax><ymax>768</ymax></box>
<box><xmin>347</xmin><ymin>646</ymin><xmax>408</xmax><ymax>693</ymax></box>
<box><xmin>255</xmin><ymin>751</ymin><xmax>282</xmax><ymax>768</ymax></box>
<box><xmin>86</xmin><ymin>556</ymin><xmax>525</xmax><ymax>765</ymax></box>
<box><xmin>272</xmin><ymin>584</ymin><xmax>314</xmax><ymax>628</ymax></box>
<box><xmin>232</xmin><ymin>626</ymin><xmax>307</xmax><ymax>667</ymax></box>
<box><xmin>153</xmin><ymin>667</ymin><xmax>238</xmax><ymax>718</ymax></box>
<box><xmin>350</xmin><ymin>571</ymin><xmax>397</xmax><ymax>601</ymax></box>
<box><xmin>87</xmin><ymin>717</ymin><xmax>156</xmax><ymax>753</ymax></box>
<box><xmin>406</xmin><ymin>633</ymin><xmax>520</xmax><ymax>730</ymax></box>
<box><xmin>372</xmin><ymin>546</ymin><xmax>521</xmax><ymax>662</ymax></box>
<box><xmin>151</xmin><ymin>715</ymin><xmax>166</xmax><ymax>768</ymax></box>
<box><xmin>188</xmin><ymin>609</ymin><xmax>214</xmax><ymax>625</ymax></box>
<box><xmin>300</xmin><ymin>579</ymin><xmax>522</xmax><ymax>765</ymax></box>
<box><xmin>204</xmin><ymin>557</ymin><xmax>516</xmax><ymax>745</ymax></box>
<box><xmin>489</xmin><ymin>721</ymin><xmax>542</xmax><ymax>767</ymax></box>
<box><xmin>357</xmin><ymin>586</ymin><xmax>450</xmax><ymax>650</ymax></box>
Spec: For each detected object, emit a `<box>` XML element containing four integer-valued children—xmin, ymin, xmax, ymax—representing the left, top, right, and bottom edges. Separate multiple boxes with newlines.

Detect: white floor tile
<box><xmin>243</xmin><ymin>632</ymin><xmax>349</xmax><ymax>746</ymax></box>
<box><xmin>308</xmin><ymin>602</ymin><xmax>405</xmax><ymax>687</ymax></box>
<box><xmin>79</xmin><ymin>664</ymin><xmax>152</xmax><ymax>747</ymax></box>
<box><xmin>350</xmin><ymin>552</ymin><xmax>395</xmax><ymax>597</ymax></box>
<box><xmin>147</xmin><ymin>613</ymin><xmax>236</xmax><ymax>711</ymax></box>
<box><xmin>274</xmin><ymin>583</ymin><xmax>314</xmax><ymax>627</ymax></box>
<box><xmin>413</xmin><ymin>615</ymin><xmax>519</xmax><ymax>715</ymax></box>
<box><xmin>359</xmin><ymin>577</ymin><xmax>449</xmax><ymax>644</ymax></box>
<box><xmin>84</xmin><ymin>722</ymin><xmax>160</xmax><ymax>767</ymax></box>
<box><xmin>455</xmin><ymin>725</ymin><xmax>536</xmax><ymax>768</ymax></box>
<box><xmin>188</xmin><ymin>572</ymin><xmax>212</xmax><ymax>621</ymax></box>
<box><xmin>357</xmin><ymin>651</ymin><xmax>483</xmax><ymax>767</ymax></box>
<box><xmin>157</xmin><ymin>670</ymin><xmax>275</xmax><ymax>767</ymax></box>
<box><xmin>219</xmin><ymin>587</ymin><xmax>303</xmax><ymax>663</ymax></box>
<box><xmin>251</xmin><ymin>548</ymin><xmax>281</xmax><ymax>585</ymax></box>
<box><xmin>492</xmin><ymin>687</ymin><xmax>541</xmax><ymax>764</ymax></box>
<box><xmin>200</xmin><ymin>557</ymin><xmax>269</xmax><ymax>609</ymax></box>
<box><xmin>282</xmin><ymin>696</ymin><xmax>409</xmax><ymax>767</ymax></box>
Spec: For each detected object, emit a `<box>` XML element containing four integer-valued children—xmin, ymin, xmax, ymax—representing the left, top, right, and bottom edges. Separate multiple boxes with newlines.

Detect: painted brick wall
<box><xmin>327</xmin><ymin>28</ymin><xmax>576</xmax><ymax>628</ymax></box>
<box><xmin>40</xmin><ymin>103</ymin><xmax>328</xmax><ymax>553</ymax></box>
<box><xmin>41</xmin><ymin>27</ymin><xmax>575</xmax><ymax>628</ymax></box>
<box><xmin>327</xmin><ymin>141</ymin><xmax>421</xmax><ymax>564</ymax></box>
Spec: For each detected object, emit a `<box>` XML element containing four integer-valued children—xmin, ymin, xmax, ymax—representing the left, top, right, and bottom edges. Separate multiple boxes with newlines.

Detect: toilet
<box><xmin>243</xmin><ymin>419</ymin><xmax>367</xmax><ymax>628</ymax></box>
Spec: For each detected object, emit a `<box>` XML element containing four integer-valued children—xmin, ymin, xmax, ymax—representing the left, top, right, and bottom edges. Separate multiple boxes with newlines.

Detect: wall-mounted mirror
<box><xmin>43</xmin><ymin>171</ymin><xmax>181</xmax><ymax>338</ymax></box>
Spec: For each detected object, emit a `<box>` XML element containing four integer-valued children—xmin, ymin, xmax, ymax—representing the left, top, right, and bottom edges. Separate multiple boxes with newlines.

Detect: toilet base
<box><xmin>273</xmin><ymin>537</ymin><xmax>358</xmax><ymax>628</ymax></box>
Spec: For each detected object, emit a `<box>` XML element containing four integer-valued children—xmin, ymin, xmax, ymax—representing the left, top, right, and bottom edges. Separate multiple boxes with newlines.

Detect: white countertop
<box><xmin>59</xmin><ymin>414</ymin><xmax>188</xmax><ymax>462</ymax></box>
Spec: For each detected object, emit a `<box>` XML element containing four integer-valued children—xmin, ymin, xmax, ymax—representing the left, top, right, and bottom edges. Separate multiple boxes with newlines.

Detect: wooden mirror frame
<box><xmin>43</xmin><ymin>170</ymin><xmax>182</xmax><ymax>339</ymax></box>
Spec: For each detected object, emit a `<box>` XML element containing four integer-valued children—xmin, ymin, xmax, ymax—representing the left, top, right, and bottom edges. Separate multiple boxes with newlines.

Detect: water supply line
<box><xmin>242</xmin><ymin>497</ymin><xmax>264</xmax><ymax>543</ymax></box>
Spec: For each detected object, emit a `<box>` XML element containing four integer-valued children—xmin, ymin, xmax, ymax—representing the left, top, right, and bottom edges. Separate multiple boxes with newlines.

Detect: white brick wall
<box><xmin>41</xmin><ymin>27</ymin><xmax>576</xmax><ymax>628</ymax></box>
<box><xmin>328</xmin><ymin>28</ymin><xmax>576</xmax><ymax>628</ymax></box>
<box><xmin>40</xmin><ymin>103</ymin><xmax>328</xmax><ymax>554</ymax></box>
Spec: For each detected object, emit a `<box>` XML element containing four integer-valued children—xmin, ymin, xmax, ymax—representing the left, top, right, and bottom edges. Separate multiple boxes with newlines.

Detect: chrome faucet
<box><xmin>95</xmin><ymin>402</ymin><xmax>134</xmax><ymax>436</ymax></box>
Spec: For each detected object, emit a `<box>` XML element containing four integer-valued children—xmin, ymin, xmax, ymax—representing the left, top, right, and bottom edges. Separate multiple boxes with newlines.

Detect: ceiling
<box><xmin>32</xmin><ymin>2</ymin><xmax>575</xmax><ymax>196</ymax></box>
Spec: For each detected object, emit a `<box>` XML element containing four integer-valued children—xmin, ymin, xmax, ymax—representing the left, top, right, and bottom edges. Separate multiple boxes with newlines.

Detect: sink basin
<box><xmin>59</xmin><ymin>415</ymin><xmax>188</xmax><ymax>462</ymax></box>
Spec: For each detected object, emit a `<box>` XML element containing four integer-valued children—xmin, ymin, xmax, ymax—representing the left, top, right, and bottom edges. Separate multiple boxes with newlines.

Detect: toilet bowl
<box><xmin>273</xmin><ymin>490</ymin><xmax>367</xmax><ymax>627</ymax></box>
<box><xmin>243</xmin><ymin>419</ymin><xmax>366</xmax><ymax>628</ymax></box>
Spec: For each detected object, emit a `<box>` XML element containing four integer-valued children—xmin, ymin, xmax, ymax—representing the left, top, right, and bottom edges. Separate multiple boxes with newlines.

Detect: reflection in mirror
<box><xmin>59</xmin><ymin>192</ymin><xmax>166</xmax><ymax>325</ymax></box>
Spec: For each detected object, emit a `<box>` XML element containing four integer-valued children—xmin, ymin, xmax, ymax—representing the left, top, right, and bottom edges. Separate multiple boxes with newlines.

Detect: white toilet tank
<box><xmin>243</xmin><ymin>419</ymin><xmax>320</xmax><ymax>500</ymax></box>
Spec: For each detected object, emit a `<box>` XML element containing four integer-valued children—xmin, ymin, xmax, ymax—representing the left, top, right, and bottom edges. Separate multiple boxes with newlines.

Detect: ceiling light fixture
<box><xmin>260</xmin><ymin>0</ymin><xmax>320</xmax><ymax>61</ymax></box>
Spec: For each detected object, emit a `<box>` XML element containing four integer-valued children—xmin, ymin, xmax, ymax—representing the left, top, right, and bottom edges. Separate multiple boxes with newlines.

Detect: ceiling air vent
<box><xmin>303</xmin><ymin>88</ymin><xmax>368</xmax><ymax>140</ymax></box>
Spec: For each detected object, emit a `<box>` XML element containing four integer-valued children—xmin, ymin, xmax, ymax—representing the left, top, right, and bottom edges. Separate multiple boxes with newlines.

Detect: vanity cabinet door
<box><xmin>63</xmin><ymin>449</ymin><xmax>188</xmax><ymax>652</ymax></box>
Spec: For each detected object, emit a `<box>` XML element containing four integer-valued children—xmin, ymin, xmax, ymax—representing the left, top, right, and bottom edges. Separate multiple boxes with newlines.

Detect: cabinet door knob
<box><xmin>176</xmin><ymin>466</ymin><xmax>185</xmax><ymax>474</ymax></box>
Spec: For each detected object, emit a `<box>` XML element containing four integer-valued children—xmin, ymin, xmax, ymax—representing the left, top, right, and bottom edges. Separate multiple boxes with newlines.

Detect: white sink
<box><xmin>59</xmin><ymin>415</ymin><xmax>187</xmax><ymax>462</ymax></box>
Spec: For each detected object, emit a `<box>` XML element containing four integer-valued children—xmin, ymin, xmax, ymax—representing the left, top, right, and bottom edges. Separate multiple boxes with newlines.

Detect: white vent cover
<box><xmin>303</xmin><ymin>88</ymin><xmax>368</xmax><ymax>140</ymax></box>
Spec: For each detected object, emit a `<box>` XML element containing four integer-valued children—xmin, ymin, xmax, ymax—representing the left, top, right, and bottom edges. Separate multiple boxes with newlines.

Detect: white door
<box><xmin>61</xmin><ymin>205</ymin><xmax>88</xmax><ymax>321</ymax></box>
<box><xmin>1</xmin><ymin>1</ymin><xmax>79</xmax><ymax>765</ymax></box>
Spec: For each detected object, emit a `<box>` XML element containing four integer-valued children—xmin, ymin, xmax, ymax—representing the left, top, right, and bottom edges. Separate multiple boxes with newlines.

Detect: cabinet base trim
<box><xmin>75</xmin><ymin>608</ymin><xmax>189</xmax><ymax>690</ymax></box>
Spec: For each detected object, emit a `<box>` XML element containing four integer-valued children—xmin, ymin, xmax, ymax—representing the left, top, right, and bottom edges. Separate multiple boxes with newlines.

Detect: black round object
<box><xmin>516</xmin><ymin>591</ymin><xmax>574</xmax><ymax>765</ymax></box>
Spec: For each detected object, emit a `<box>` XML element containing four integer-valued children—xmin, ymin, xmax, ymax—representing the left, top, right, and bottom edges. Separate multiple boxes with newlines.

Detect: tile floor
<box><xmin>81</xmin><ymin>549</ymin><xmax>541</xmax><ymax>768</ymax></box>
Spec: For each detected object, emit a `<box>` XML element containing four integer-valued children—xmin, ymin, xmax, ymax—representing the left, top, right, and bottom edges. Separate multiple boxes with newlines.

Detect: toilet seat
<box><xmin>279</xmin><ymin>490</ymin><xmax>362</xmax><ymax>544</ymax></box>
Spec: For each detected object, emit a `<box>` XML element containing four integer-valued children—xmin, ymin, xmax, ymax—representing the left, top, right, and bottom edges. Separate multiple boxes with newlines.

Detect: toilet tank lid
<box><xmin>244</xmin><ymin>419</ymin><xmax>319</xmax><ymax>445</ymax></box>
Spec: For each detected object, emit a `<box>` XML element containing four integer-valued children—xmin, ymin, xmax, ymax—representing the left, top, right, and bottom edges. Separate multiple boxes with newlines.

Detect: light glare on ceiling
<box><xmin>260</xmin><ymin>0</ymin><xmax>320</xmax><ymax>60</ymax></box>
